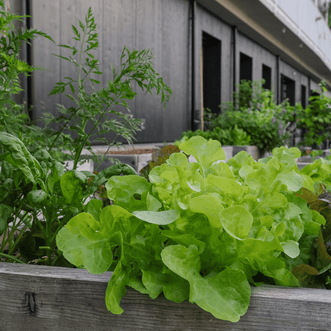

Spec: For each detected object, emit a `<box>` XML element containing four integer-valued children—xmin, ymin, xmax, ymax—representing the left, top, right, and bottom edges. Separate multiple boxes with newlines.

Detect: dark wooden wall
<box><xmin>27</xmin><ymin>0</ymin><xmax>325</xmax><ymax>144</ymax></box>
<box><xmin>31</xmin><ymin>0</ymin><xmax>190</xmax><ymax>143</ymax></box>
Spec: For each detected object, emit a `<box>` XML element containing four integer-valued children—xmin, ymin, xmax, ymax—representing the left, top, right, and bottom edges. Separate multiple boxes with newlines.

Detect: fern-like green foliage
<box><xmin>48</xmin><ymin>7</ymin><xmax>172</xmax><ymax>170</ymax></box>
<box><xmin>0</xmin><ymin>0</ymin><xmax>55</xmax><ymax>151</ymax></box>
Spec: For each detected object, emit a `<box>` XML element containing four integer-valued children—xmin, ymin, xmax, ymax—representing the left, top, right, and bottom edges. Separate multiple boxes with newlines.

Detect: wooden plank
<box><xmin>134</xmin><ymin>0</ymin><xmax>163</xmax><ymax>142</ymax></box>
<box><xmin>59</xmin><ymin>0</ymin><xmax>103</xmax><ymax>115</ymax></box>
<box><xmin>32</xmin><ymin>0</ymin><xmax>61</xmax><ymax>129</ymax></box>
<box><xmin>100</xmin><ymin>0</ymin><xmax>137</xmax><ymax>145</ymax></box>
<box><xmin>0</xmin><ymin>262</ymin><xmax>331</xmax><ymax>330</ymax></box>
<box><xmin>158</xmin><ymin>0</ymin><xmax>190</xmax><ymax>142</ymax></box>
<box><xmin>133</xmin><ymin>0</ymin><xmax>190</xmax><ymax>142</ymax></box>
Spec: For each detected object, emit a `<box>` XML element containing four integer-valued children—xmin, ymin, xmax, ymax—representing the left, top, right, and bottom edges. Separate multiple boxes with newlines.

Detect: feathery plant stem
<box><xmin>49</xmin><ymin>6</ymin><xmax>172</xmax><ymax>170</ymax></box>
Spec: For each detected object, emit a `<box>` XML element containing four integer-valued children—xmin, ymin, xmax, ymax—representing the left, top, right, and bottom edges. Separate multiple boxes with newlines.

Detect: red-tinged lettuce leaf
<box><xmin>321</xmin><ymin>208</ymin><xmax>331</xmax><ymax>242</ymax></box>
<box><xmin>316</xmin><ymin>228</ymin><xmax>331</xmax><ymax>270</ymax></box>
<box><xmin>161</xmin><ymin>244</ymin><xmax>251</xmax><ymax>322</ymax></box>
<box><xmin>106</xmin><ymin>175</ymin><xmax>151</xmax><ymax>211</ymax></box>
<box><xmin>140</xmin><ymin>145</ymin><xmax>181</xmax><ymax>179</ymax></box>
<box><xmin>291</xmin><ymin>264</ymin><xmax>320</xmax><ymax>288</ymax></box>
<box><xmin>283</xmin><ymin>234</ymin><xmax>316</xmax><ymax>271</ymax></box>
<box><xmin>178</xmin><ymin>136</ymin><xmax>226</xmax><ymax>177</ymax></box>
<box><xmin>295</xmin><ymin>187</ymin><xmax>318</xmax><ymax>204</ymax></box>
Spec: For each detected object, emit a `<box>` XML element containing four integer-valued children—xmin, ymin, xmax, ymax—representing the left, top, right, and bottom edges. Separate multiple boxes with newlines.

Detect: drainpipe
<box><xmin>308</xmin><ymin>76</ymin><xmax>311</xmax><ymax>100</ymax></box>
<box><xmin>190</xmin><ymin>0</ymin><xmax>196</xmax><ymax>130</ymax></box>
<box><xmin>276</xmin><ymin>55</ymin><xmax>280</xmax><ymax>104</ymax></box>
<box><xmin>232</xmin><ymin>26</ymin><xmax>237</xmax><ymax>106</ymax></box>
<box><xmin>26</xmin><ymin>0</ymin><xmax>33</xmax><ymax>120</ymax></box>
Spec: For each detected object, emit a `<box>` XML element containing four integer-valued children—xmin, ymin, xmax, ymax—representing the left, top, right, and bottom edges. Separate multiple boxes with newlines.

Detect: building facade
<box><xmin>16</xmin><ymin>0</ymin><xmax>331</xmax><ymax>143</ymax></box>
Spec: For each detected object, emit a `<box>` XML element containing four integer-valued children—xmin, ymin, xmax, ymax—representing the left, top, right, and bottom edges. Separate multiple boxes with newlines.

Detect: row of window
<box><xmin>202</xmin><ymin>31</ymin><xmax>315</xmax><ymax>113</ymax></box>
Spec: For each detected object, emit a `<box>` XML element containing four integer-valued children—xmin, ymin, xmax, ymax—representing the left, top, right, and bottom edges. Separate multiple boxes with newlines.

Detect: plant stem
<box><xmin>73</xmin><ymin>103</ymin><xmax>112</xmax><ymax>169</ymax></box>
<box><xmin>72</xmin><ymin>117</ymin><xmax>89</xmax><ymax>170</ymax></box>
<box><xmin>78</xmin><ymin>25</ymin><xmax>87</xmax><ymax>89</ymax></box>
<box><xmin>0</xmin><ymin>252</ymin><xmax>25</xmax><ymax>263</ymax></box>
<box><xmin>48</xmin><ymin>110</ymin><xmax>77</xmax><ymax>151</ymax></box>
<box><xmin>94</xmin><ymin>133</ymin><xmax>119</xmax><ymax>172</ymax></box>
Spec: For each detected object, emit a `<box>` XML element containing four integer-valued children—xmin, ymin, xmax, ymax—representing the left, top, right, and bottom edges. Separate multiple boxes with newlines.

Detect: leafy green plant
<box><xmin>178</xmin><ymin>124</ymin><xmax>251</xmax><ymax>146</ymax></box>
<box><xmin>139</xmin><ymin>144</ymin><xmax>181</xmax><ymax>180</ymax></box>
<box><xmin>296</xmin><ymin>81</ymin><xmax>331</xmax><ymax>149</ymax></box>
<box><xmin>0</xmin><ymin>0</ymin><xmax>56</xmax><ymax>151</ymax></box>
<box><xmin>0</xmin><ymin>7</ymin><xmax>172</xmax><ymax>266</ymax></box>
<box><xmin>202</xmin><ymin>80</ymin><xmax>293</xmax><ymax>154</ymax></box>
<box><xmin>56</xmin><ymin>136</ymin><xmax>325</xmax><ymax>322</ymax></box>
<box><xmin>48</xmin><ymin>7</ymin><xmax>172</xmax><ymax>170</ymax></box>
<box><xmin>0</xmin><ymin>132</ymin><xmax>137</xmax><ymax>265</ymax></box>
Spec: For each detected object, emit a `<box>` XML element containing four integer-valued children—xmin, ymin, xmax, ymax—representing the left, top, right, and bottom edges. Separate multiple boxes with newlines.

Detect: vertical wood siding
<box><xmin>30</xmin><ymin>0</ymin><xmax>317</xmax><ymax>143</ymax></box>
<box><xmin>32</xmin><ymin>0</ymin><xmax>61</xmax><ymax>129</ymax></box>
<box><xmin>31</xmin><ymin>0</ymin><xmax>190</xmax><ymax>143</ymax></box>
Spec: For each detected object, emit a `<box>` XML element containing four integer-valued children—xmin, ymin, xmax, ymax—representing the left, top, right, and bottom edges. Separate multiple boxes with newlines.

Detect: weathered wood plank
<box><xmin>32</xmin><ymin>0</ymin><xmax>61</xmax><ymax>128</ymax></box>
<box><xmin>133</xmin><ymin>0</ymin><xmax>190</xmax><ymax>142</ymax></box>
<box><xmin>0</xmin><ymin>262</ymin><xmax>331</xmax><ymax>330</ymax></box>
<box><xmin>99</xmin><ymin>0</ymin><xmax>137</xmax><ymax>145</ymax></box>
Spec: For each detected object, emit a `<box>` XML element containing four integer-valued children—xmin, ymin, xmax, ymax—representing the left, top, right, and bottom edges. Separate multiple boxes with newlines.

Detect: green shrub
<box><xmin>179</xmin><ymin>125</ymin><xmax>250</xmax><ymax>146</ymax></box>
<box><xmin>296</xmin><ymin>81</ymin><xmax>331</xmax><ymax>149</ymax></box>
<box><xmin>181</xmin><ymin>80</ymin><xmax>294</xmax><ymax>154</ymax></box>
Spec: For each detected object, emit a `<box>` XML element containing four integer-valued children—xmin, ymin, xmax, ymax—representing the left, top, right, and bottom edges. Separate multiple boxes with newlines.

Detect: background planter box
<box><xmin>0</xmin><ymin>263</ymin><xmax>330</xmax><ymax>331</ymax></box>
<box><xmin>65</xmin><ymin>144</ymin><xmax>260</xmax><ymax>174</ymax></box>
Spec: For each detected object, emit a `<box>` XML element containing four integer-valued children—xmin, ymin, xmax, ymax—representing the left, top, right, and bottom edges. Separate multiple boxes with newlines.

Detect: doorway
<box><xmin>202</xmin><ymin>32</ymin><xmax>221</xmax><ymax>114</ymax></box>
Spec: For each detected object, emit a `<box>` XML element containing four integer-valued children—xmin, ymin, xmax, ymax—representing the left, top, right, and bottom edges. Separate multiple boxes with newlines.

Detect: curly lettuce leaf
<box><xmin>178</xmin><ymin>136</ymin><xmax>226</xmax><ymax>177</ymax></box>
<box><xmin>106</xmin><ymin>175</ymin><xmax>150</xmax><ymax>211</ymax></box>
<box><xmin>161</xmin><ymin>244</ymin><xmax>251</xmax><ymax>322</ymax></box>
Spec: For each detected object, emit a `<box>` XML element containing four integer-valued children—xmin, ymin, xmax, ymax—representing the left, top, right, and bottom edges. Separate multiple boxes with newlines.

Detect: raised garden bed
<box><xmin>0</xmin><ymin>262</ymin><xmax>330</xmax><ymax>331</ymax></box>
<box><xmin>74</xmin><ymin>144</ymin><xmax>260</xmax><ymax>172</ymax></box>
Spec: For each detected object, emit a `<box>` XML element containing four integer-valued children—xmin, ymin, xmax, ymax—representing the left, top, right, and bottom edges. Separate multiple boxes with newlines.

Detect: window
<box><xmin>202</xmin><ymin>32</ymin><xmax>221</xmax><ymax>114</ymax></box>
<box><xmin>301</xmin><ymin>85</ymin><xmax>306</xmax><ymax>108</ymax></box>
<box><xmin>240</xmin><ymin>52</ymin><xmax>252</xmax><ymax>82</ymax></box>
<box><xmin>262</xmin><ymin>64</ymin><xmax>271</xmax><ymax>90</ymax></box>
<box><xmin>281</xmin><ymin>74</ymin><xmax>295</xmax><ymax>106</ymax></box>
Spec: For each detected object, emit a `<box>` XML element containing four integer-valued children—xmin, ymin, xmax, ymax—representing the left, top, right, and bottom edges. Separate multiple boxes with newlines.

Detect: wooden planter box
<box><xmin>0</xmin><ymin>263</ymin><xmax>330</xmax><ymax>330</ymax></box>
